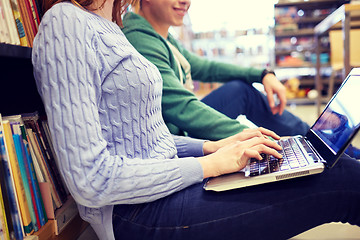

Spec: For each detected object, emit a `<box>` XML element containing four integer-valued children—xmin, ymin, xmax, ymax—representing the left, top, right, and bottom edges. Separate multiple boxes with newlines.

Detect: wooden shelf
<box><xmin>274</xmin><ymin>0</ymin><xmax>347</xmax><ymax>91</ymax></box>
<box><xmin>0</xmin><ymin>43</ymin><xmax>32</xmax><ymax>59</ymax></box>
<box><xmin>275</xmin><ymin>0</ymin><xmax>347</xmax><ymax>7</ymax></box>
<box><xmin>53</xmin><ymin>214</ymin><xmax>89</xmax><ymax>240</ymax></box>
<box><xmin>275</xmin><ymin>28</ymin><xmax>315</xmax><ymax>37</ymax></box>
<box><xmin>296</xmin><ymin>16</ymin><xmax>327</xmax><ymax>24</ymax></box>
<box><xmin>32</xmin><ymin>220</ymin><xmax>55</xmax><ymax>240</ymax></box>
<box><xmin>32</xmin><ymin>214</ymin><xmax>89</xmax><ymax>240</ymax></box>
<box><xmin>314</xmin><ymin>2</ymin><xmax>360</xmax><ymax>113</ymax></box>
<box><xmin>314</xmin><ymin>3</ymin><xmax>360</xmax><ymax>35</ymax></box>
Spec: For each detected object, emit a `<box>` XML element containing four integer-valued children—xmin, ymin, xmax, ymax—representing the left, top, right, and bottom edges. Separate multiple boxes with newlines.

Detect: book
<box><xmin>9</xmin><ymin>0</ymin><xmax>28</xmax><ymax>46</ymax></box>
<box><xmin>23</xmin><ymin>0</ymin><xmax>36</xmax><ymax>37</ymax></box>
<box><xmin>0</xmin><ymin>174</ymin><xmax>10</xmax><ymax>240</ymax></box>
<box><xmin>39</xmin><ymin>119</ymin><xmax>69</xmax><ymax>197</ymax></box>
<box><xmin>0</xmin><ymin>0</ymin><xmax>11</xmax><ymax>44</ymax></box>
<box><xmin>30</xmin><ymin>0</ymin><xmax>40</xmax><ymax>26</ymax></box>
<box><xmin>4</xmin><ymin>115</ymin><xmax>40</xmax><ymax>233</ymax></box>
<box><xmin>13</xmin><ymin>132</ymin><xmax>39</xmax><ymax>233</ymax></box>
<box><xmin>17</xmin><ymin>0</ymin><xmax>33</xmax><ymax>47</ymax></box>
<box><xmin>37</xmin><ymin>182</ymin><xmax>53</xmax><ymax>220</ymax></box>
<box><xmin>18</xmin><ymin>128</ymin><xmax>42</xmax><ymax>230</ymax></box>
<box><xmin>41</xmin><ymin>122</ymin><xmax>69</xmax><ymax>197</ymax></box>
<box><xmin>0</xmin><ymin>117</ymin><xmax>24</xmax><ymax>240</ymax></box>
<box><xmin>20</xmin><ymin>125</ymin><xmax>47</xmax><ymax>227</ymax></box>
<box><xmin>0</xmin><ymin>0</ymin><xmax>20</xmax><ymax>45</ymax></box>
<box><xmin>26</xmin><ymin>135</ymin><xmax>44</xmax><ymax>184</ymax></box>
<box><xmin>33</xmin><ymin>0</ymin><xmax>44</xmax><ymax>19</ymax></box>
<box><xmin>2</xmin><ymin>120</ymin><xmax>33</xmax><ymax>235</ymax></box>
<box><xmin>23</xmin><ymin>113</ymin><xmax>67</xmax><ymax>205</ymax></box>
<box><xmin>26</xmin><ymin>0</ymin><xmax>38</xmax><ymax>33</ymax></box>
<box><xmin>11</xmin><ymin>123</ymin><xmax>40</xmax><ymax>232</ymax></box>
<box><xmin>26</xmin><ymin>128</ymin><xmax>62</xmax><ymax>210</ymax></box>
<box><xmin>0</xmin><ymin>117</ymin><xmax>11</xmax><ymax>240</ymax></box>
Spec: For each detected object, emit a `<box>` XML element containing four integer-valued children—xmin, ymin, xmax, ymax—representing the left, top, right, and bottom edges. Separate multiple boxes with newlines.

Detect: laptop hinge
<box><xmin>298</xmin><ymin>137</ymin><xmax>326</xmax><ymax>165</ymax></box>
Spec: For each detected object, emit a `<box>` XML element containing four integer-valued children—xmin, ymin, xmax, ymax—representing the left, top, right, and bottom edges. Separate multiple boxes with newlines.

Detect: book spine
<box><xmin>37</xmin><ymin>120</ymin><xmax>67</xmax><ymax>203</ymax></box>
<box><xmin>23</xmin><ymin>0</ymin><xmax>36</xmax><ymax>40</ymax></box>
<box><xmin>30</xmin><ymin>0</ymin><xmax>40</xmax><ymax>25</ymax></box>
<box><xmin>0</xmin><ymin>1</ymin><xmax>12</xmax><ymax>44</ymax></box>
<box><xmin>13</xmin><ymin>133</ymin><xmax>38</xmax><ymax>233</ymax></box>
<box><xmin>26</xmin><ymin>129</ymin><xmax>62</xmax><ymax>209</ymax></box>
<box><xmin>16</xmin><ymin>0</ymin><xmax>33</xmax><ymax>47</ymax></box>
<box><xmin>26</xmin><ymin>0</ymin><xmax>38</xmax><ymax>33</ymax></box>
<box><xmin>12</xmin><ymin>127</ymin><xmax>39</xmax><ymax>232</ymax></box>
<box><xmin>41</xmin><ymin>120</ymin><xmax>69</xmax><ymax>196</ymax></box>
<box><xmin>26</xmin><ymin>135</ymin><xmax>44</xmax><ymax>184</ymax></box>
<box><xmin>0</xmin><ymin>0</ymin><xmax>20</xmax><ymax>45</ymax></box>
<box><xmin>0</xmin><ymin>130</ymin><xmax>23</xmax><ymax>240</ymax></box>
<box><xmin>25</xmin><ymin>135</ymin><xmax>48</xmax><ymax>224</ymax></box>
<box><xmin>9</xmin><ymin>0</ymin><xmax>28</xmax><ymax>47</ymax></box>
<box><xmin>2</xmin><ymin>121</ymin><xmax>33</xmax><ymax>236</ymax></box>
<box><xmin>20</xmin><ymin>125</ymin><xmax>47</xmax><ymax>227</ymax></box>
<box><xmin>0</xmin><ymin>127</ymin><xmax>12</xmax><ymax>240</ymax></box>
<box><xmin>23</xmin><ymin>114</ymin><xmax>67</xmax><ymax>206</ymax></box>
<box><xmin>0</xmin><ymin>178</ymin><xmax>11</xmax><ymax>240</ymax></box>
<box><xmin>33</xmin><ymin>132</ymin><xmax>63</xmax><ymax>208</ymax></box>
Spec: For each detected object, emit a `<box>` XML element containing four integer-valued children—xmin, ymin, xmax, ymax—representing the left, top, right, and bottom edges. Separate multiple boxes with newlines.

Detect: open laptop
<box><xmin>204</xmin><ymin>68</ymin><xmax>360</xmax><ymax>191</ymax></box>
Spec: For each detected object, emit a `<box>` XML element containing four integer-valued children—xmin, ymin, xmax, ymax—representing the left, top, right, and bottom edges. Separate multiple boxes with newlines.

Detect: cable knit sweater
<box><xmin>31</xmin><ymin>3</ymin><xmax>204</xmax><ymax>239</ymax></box>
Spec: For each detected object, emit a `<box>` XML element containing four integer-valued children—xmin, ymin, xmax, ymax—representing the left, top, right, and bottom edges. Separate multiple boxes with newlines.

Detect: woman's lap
<box><xmin>113</xmin><ymin>155</ymin><xmax>360</xmax><ymax>240</ymax></box>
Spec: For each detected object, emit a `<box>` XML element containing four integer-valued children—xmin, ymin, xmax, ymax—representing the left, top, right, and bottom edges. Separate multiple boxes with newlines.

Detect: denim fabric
<box><xmin>200</xmin><ymin>80</ymin><xmax>310</xmax><ymax>137</ymax></box>
<box><xmin>113</xmin><ymin>155</ymin><xmax>360</xmax><ymax>240</ymax></box>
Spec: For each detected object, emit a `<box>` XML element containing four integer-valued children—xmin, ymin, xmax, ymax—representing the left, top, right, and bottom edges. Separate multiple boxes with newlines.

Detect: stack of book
<box><xmin>0</xmin><ymin>112</ymin><xmax>78</xmax><ymax>240</ymax></box>
<box><xmin>0</xmin><ymin>0</ymin><xmax>42</xmax><ymax>47</ymax></box>
<box><xmin>274</xmin><ymin>6</ymin><xmax>299</xmax><ymax>34</ymax></box>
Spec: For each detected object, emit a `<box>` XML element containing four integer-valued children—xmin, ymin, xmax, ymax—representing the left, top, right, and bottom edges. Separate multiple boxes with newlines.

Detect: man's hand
<box><xmin>262</xmin><ymin>73</ymin><xmax>287</xmax><ymax>115</ymax></box>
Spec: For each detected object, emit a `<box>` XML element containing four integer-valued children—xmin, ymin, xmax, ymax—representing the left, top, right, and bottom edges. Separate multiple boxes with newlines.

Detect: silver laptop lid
<box><xmin>306</xmin><ymin>68</ymin><xmax>360</xmax><ymax>168</ymax></box>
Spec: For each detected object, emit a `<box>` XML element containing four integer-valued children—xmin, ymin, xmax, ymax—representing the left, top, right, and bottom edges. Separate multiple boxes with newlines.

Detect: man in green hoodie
<box><xmin>121</xmin><ymin>0</ymin><xmax>310</xmax><ymax>141</ymax></box>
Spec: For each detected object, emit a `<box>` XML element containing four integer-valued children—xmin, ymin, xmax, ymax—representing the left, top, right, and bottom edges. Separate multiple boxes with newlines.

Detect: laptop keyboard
<box><xmin>246</xmin><ymin>138</ymin><xmax>310</xmax><ymax>177</ymax></box>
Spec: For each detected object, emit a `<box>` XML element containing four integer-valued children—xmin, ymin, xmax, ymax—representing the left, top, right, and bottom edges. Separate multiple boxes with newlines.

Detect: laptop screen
<box><xmin>311</xmin><ymin>74</ymin><xmax>360</xmax><ymax>156</ymax></box>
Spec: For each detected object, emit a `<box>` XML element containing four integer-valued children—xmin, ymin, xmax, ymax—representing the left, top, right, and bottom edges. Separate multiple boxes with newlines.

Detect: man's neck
<box><xmin>138</xmin><ymin>10</ymin><xmax>170</xmax><ymax>39</ymax></box>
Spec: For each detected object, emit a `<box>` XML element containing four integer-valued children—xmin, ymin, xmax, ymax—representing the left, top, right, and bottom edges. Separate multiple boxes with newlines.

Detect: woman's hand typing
<box><xmin>199</xmin><ymin>128</ymin><xmax>283</xmax><ymax>178</ymax></box>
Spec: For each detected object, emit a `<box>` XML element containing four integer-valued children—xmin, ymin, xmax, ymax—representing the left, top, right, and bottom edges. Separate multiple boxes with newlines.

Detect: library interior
<box><xmin>1</xmin><ymin>0</ymin><xmax>360</xmax><ymax>239</ymax></box>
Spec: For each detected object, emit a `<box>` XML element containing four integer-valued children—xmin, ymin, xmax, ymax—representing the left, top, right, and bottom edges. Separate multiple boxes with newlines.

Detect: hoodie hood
<box><xmin>122</xmin><ymin>12</ymin><xmax>160</xmax><ymax>38</ymax></box>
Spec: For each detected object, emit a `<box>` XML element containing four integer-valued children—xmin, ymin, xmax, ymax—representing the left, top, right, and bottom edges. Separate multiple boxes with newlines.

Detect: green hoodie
<box><xmin>122</xmin><ymin>12</ymin><xmax>265</xmax><ymax>141</ymax></box>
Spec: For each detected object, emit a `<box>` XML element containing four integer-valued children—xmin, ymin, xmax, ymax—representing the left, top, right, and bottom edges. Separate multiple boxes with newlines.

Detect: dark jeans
<box><xmin>201</xmin><ymin>80</ymin><xmax>310</xmax><ymax>137</ymax></box>
<box><xmin>113</xmin><ymin>155</ymin><xmax>360</xmax><ymax>240</ymax></box>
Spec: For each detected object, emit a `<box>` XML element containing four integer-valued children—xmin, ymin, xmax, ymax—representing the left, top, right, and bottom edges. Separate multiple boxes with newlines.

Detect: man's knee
<box><xmin>223</xmin><ymin>80</ymin><xmax>254</xmax><ymax>96</ymax></box>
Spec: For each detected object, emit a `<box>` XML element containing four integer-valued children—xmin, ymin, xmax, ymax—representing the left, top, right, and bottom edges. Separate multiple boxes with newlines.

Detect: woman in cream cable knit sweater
<box><xmin>32</xmin><ymin>0</ymin><xmax>360</xmax><ymax>239</ymax></box>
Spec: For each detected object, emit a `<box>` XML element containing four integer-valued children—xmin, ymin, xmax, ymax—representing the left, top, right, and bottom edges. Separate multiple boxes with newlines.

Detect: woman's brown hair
<box><xmin>41</xmin><ymin>0</ymin><xmax>138</xmax><ymax>25</ymax></box>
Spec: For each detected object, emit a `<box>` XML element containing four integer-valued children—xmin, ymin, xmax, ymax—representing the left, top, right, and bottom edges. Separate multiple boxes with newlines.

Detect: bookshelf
<box><xmin>0</xmin><ymin>43</ymin><xmax>89</xmax><ymax>240</ymax></box>
<box><xmin>0</xmin><ymin>0</ymin><xmax>91</xmax><ymax>238</ymax></box>
<box><xmin>186</xmin><ymin>28</ymin><xmax>273</xmax><ymax>98</ymax></box>
<box><xmin>274</xmin><ymin>0</ymin><xmax>350</xmax><ymax>101</ymax></box>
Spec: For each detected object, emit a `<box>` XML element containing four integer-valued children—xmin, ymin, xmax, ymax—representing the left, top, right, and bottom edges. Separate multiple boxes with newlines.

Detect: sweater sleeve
<box><xmin>31</xmin><ymin>4</ymin><xmax>203</xmax><ymax>208</ymax></box>
<box><xmin>172</xmin><ymin>135</ymin><xmax>205</xmax><ymax>157</ymax></box>
<box><xmin>124</xmin><ymin>29</ymin><xmax>249</xmax><ymax>140</ymax></box>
